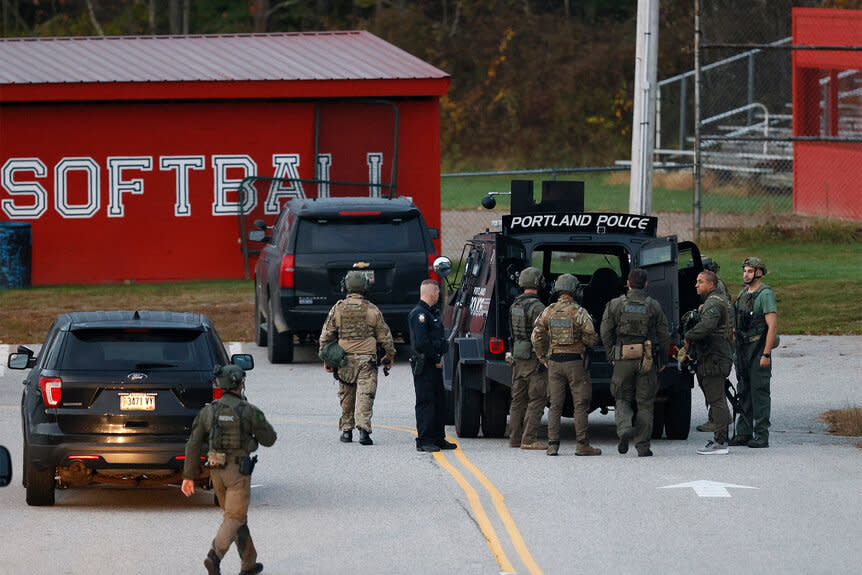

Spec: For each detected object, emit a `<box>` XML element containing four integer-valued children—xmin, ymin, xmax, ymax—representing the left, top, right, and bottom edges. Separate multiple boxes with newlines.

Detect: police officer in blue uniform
<box><xmin>408</xmin><ymin>279</ymin><xmax>458</xmax><ymax>453</ymax></box>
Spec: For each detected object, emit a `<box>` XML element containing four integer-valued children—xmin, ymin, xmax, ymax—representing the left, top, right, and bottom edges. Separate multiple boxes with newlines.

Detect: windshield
<box><xmin>62</xmin><ymin>328</ymin><xmax>211</xmax><ymax>371</ymax></box>
<box><xmin>296</xmin><ymin>217</ymin><xmax>425</xmax><ymax>253</ymax></box>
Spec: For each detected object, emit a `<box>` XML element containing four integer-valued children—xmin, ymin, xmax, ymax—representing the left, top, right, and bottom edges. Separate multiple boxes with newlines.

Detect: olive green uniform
<box><xmin>685</xmin><ymin>290</ymin><xmax>734</xmax><ymax>444</ymax></box>
<box><xmin>508</xmin><ymin>292</ymin><xmax>547</xmax><ymax>446</ymax></box>
<box><xmin>733</xmin><ymin>284</ymin><xmax>777</xmax><ymax>443</ymax></box>
<box><xmin>531</xmin><ymin>297</ymin><xmax>599</xmax><ymax>449</ymax></box>
<box><xmin>601</xmin><ymin>288</ymin><xmax>670</xmax><ymax>455</ymax></box>
<box><xmin>183</xmin><ymin>392</ymin><xmax>277</xmax><ymax>571</ymax></box>
<box><xmin>319</xmin><ymin>293</ymin><xmax>396</xmax><ymax>434</ymax></box>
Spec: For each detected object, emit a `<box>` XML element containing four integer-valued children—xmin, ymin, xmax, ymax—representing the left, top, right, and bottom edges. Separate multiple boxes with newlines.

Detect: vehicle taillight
<box><xmin>488</xmin><ymin>337</ymin><xmax>505</xmax><ymax>355</ymax></box>
<box><xmin>428</xmin><ymin>253</ymin><xmax>440</xmax><ymax>281</ymax></box>
<box><xmin>279</xmin><ymin>255</ymin><xmax>295</xmax><ymax>288</ymax></box>
<box><xmin>39</xmin><ymin>376</ymin><xmax>62</xmax><ymax>407</ymax></box>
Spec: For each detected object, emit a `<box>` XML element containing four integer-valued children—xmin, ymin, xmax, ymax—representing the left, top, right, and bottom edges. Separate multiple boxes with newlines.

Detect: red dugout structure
<box><xmin>793</xmin><ymin>8</ymin><xmax>862</xmax><ymax>221</ymax></box>
<box><xmin>0</xmin><ymin>32</ymin><xmax>450</xmax><ymax>285</ymax></box>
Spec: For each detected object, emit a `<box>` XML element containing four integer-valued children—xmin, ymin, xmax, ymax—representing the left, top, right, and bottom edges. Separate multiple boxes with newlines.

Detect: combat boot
<box><xmin>617</xmin><ymin>428</ymin><xmax>633</xmax><ymax>454</ymax></box>
<box><xmin>728</xmin><ymin>435</ymin><xmax>752</xmax><ymax>446</ymax></box>
<box><xmin>520</xmin><ymin>441</ymin><xmax>548</xmax><ymax>450</ymax></box>
<box><xmin>747</xmin><ymin>437</ymin><xmax>769</xmax><ymax>448</ymax></box>
<box><xmin>546</xmin><ymin>441</ymin><xmax>560</xmax><ymax>456</ymax></box>
<box><xmin>575</xmin><ymin>443</ymin><xmax>602</xmax><ymax>456</ymax></box>
<box><xmin>204</xmin><ymin>549</ymin><xmax>221</xmax><ymax>575</ymax></box>
<box><xmin>358</xmin><ymin>429</ymin><xmax>373</xmax><ymax>445</ymax></box>
<box><xmin>340</xmin><ymin>430</ymin><xmax>353</xmax><ymax>443</ymax></box>
<box><xmin>240</xmin><ymin>563</ymin><xmax>264</xmax><ymax>575</ymax></box>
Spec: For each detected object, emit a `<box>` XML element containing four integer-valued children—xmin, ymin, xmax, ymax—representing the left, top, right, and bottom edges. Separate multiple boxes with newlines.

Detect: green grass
<box><xmin>441</xmin><ymin>172</ymin><xmax>792</xmax><ymax>214</ymax></box>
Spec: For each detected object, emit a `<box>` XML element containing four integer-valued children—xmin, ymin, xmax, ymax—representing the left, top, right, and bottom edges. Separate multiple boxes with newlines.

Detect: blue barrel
<box><xmin>0</xmin><ymin>222</ymin><xmax>32</xmax><ymax>289</ymax></box>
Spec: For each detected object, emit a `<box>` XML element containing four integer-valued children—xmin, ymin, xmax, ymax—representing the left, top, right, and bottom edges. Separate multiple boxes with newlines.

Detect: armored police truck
<box><xmin>442</xmin><ymin>180</ymin><xmax>704</xmax><ymax>439</ymax></box>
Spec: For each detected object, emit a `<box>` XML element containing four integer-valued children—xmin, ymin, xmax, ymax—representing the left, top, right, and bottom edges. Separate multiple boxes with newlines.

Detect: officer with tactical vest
<box><xmin>601</xmin><ymin>268</ymin><xmax>670</xmax><ymax>457</ymax></box>
<box><xmin>319</xmin><ymin>268</ymin><xmax>396</xmax><ymax>446</ymax></box>
<box><xmin>182</xmin><ymin>364</ymin><xmax>277</xmax><ymax>575</ymax></box>
<box><xmin>507</xmin><ymin>267</ymin><xmax>548</xmax><ymax>450</ymax></box>
<box><xmin>730</xmin><ymin>256</ymin><xmax>778</xmax><ymax>448</ymax></box>
<box><xmin>681</xmin><ymin>270</ymin><xmax>734</xmax><ymax>455</ymax></box>
<box><xmin>531</xmin><ymin>273</ymin><xmax>601</xmax><ymax>456</ymax></box>
<box><xmin>408</xmin><ymin>279</ymin><xmax>458</xmax><ymax>452</ymax></box>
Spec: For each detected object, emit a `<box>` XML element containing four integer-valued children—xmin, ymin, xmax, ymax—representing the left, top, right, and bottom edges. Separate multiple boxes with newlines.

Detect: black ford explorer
<box><xmin>9</xmin><ymin>310</ymin><xmax>253</xmax><ymax>506</ymax></box>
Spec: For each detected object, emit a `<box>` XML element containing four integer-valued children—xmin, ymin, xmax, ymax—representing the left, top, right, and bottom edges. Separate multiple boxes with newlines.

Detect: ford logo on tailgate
<box><xmin>126</xmin><ymin>372</ymin><xmax>148</xmax><ymax>383</ymax></box>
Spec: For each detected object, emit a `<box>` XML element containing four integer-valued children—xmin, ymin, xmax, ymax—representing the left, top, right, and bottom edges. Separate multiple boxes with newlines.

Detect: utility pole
<box><xmin>629</xmin><ymin>0</ymin><xmax>660</xmax><ymax>216</ymax></box>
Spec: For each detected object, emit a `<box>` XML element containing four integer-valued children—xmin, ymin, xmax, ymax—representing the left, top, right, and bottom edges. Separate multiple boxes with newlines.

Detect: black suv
<box><xmin>8</xmin><ymin>310</ymin><xmax>253</xmax><ymax>506</ymax></box>
<box><xmin>250</xmin><ymin>196</ymin><xmax>440</xmax><ymax>363</ymax></box>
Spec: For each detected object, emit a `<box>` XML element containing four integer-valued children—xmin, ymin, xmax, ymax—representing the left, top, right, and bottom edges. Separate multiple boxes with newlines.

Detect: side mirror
<box><xmin>8</xmin><ymin>345</ymin><xmax>36</xmax><ymax>369</ymax></box>
<box><xmin>0</xmin><ymin>446</ymin><xmax>11</xmax><ymax>487</ymax></box>
<box><xmin>253</xmin><ymin>219</ymin><xmax>267</xmax><ymax>230</ymax></box>
<box><xmin>231</xmin><ymin>353</ymin><xmax>255</xmax><ymax>371</ymax></box>
<box><xmin>248</xmin><ymin>230</ymin><xmax>267</xmax><ymax>242</ymax></box>
<box><xmin>433</xmin><ymin>256</ymin><xmax>453</xmax><ymax>278</ymax></box>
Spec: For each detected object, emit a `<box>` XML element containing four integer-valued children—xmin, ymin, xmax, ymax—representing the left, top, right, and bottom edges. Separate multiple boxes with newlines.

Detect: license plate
<box><xmin>119</xmin><ymin>393</ymin><xmax>156</xmax><ymax>411</ymax></box>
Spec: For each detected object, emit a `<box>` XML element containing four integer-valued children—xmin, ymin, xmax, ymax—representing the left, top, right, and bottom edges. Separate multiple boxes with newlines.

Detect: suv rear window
<box><xmin>62</xmin><ymin>328</ymin><xmax>210</xmax><ymax>371</ymax></box>
<box><xmin>295</xmin><ymin>217</ymin><xmax>425</xmax><ymax>253</ymax></box>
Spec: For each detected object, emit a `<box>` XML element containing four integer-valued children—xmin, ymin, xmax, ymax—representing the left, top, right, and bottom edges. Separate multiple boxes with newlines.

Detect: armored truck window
<box><xmin>295</xmin><ymin>217</ymin><xmax>425</xmax><ymax>253</ymax></box>
<box><xmin>531</xmin><ymin>248</ymin><xmax>624</xmax><ymax>277</ymax></box>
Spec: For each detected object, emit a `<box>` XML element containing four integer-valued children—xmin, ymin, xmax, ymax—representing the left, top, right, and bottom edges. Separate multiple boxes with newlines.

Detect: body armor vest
<box><xmin>735</xmin><ymin>286</ymin><xmax>767</xmax><ymax>338</ymax></box>
<box><xmin>340</xmin><ymin>299</ymin><xmax>371</xmax><ymax>341</ymax></box>
<box><xmin>618</xmin><ymin>298</ymin><xmax>650</xmax><ymax>343</ymax></box>
<box><xmin>209</xmin><ymin>401</ymin><xmax>244</xmax><ymax>454</ymax></box>
<box><xmin>548</xmin><ymin>304</ymin><xmax>580</xmax><ymax>345</ymax></box>
<box><xmin>510</xmin><ymin>296</ymin><xmax>540</xmax><ymax>342</ymax></box>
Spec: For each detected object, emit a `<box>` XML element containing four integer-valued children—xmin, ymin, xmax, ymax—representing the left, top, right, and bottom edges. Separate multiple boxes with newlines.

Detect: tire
<box><xmin>26</xmin><ymin>461</ymin><xmax>55</xmax><ymax>506</ymax></box>
<box><xmin>663</xmin><ymin>384</ymin><xmax>692</xmax><ymax>439</ymax></box>
<box><xmin>22</xmin><ymin>440</ymin><xmax>29</xmax><ymax>487</ymax></box>
<box><xmin>254</xmin><ymin>286</ymin><xmax>267</xmax><ymax>347</ymax></box>
<box><xmin>481</xmin><ymin>381</ymin><xmax>509</xmax><ymax>438</ymax></box>
<box><xmin>267</xmin><ymin>298</ymin><xmax>294</xmax><ymax>364</ymax></box>
<box><xmin>444</xmin><ymin>387</ymin><xmax>455</xmax><ymax>426</ymax></box>
<box><xmin>454</xmin><ymin>365</ymin><xmax>481</xmax><ymax>438</ymax></box>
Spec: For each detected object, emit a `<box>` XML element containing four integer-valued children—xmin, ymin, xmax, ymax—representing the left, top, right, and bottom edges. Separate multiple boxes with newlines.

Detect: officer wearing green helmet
<box><xmin>531</xmin><ymin>273</ymin><xmax>601</xmax><ymax>456</ymax></box>
<box><xmin>182</xmin><ymin>364</ymin><xmax>277</xmax><ymax>575</ymax></box>
<box><xmin>507</xmin><ymin>267</ymin><xmax>548</xmax><ymax>450</ymax></box>
<box><xmin>731</xmin><ymin>256</ymin><xmax>778</xmax><ymax>448</ymax></box>
<box><xmin>319</xmin><ymin>267</ymin><xmax>396</xmax><ymax>446</ymax></box>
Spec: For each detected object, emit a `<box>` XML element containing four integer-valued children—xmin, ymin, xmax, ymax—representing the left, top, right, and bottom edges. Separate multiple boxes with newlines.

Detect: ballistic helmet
<box><xmin>214</xmin><ymin>364</ymin><xmax>245</xmax><ymax>390</ymax></box>
<box><xmin>552</xmin><ymin>273</ymin><xmax>579</xmax><ymax>296</ymax></box>
<box><xmin>742</xmin><ymin>256</ymin><xmax>767</xmax><ymax>276</ymax></box>
<box><xmin>703</xmin><ymin>259</ymin><xmax>720</xmax><ymax>274</ymax></box>
<box><xmin>344</xmin><ymin>270</ymin><xmax>370</xmax><ymax>293</ymax></box>
<box><xmin>518</xmin><ymin>267</ymin><xmax>544</xmax><ymax>289</ymax></box>
<box><xmin>319</xmin><ymin>341</ymin><xmax>347</xmax><ymax>370</ymax></box>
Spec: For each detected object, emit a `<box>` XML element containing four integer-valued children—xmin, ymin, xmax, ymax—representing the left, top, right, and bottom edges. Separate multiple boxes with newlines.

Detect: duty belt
<box><xmin>740</xmin><ymin>334</ymin><xmax>762</xmax><ymax>344</ymax></box>
<box><xmin>549</xmin><ymin>353</ymin><xmax>582</xmax><ymax>362</ymax></box>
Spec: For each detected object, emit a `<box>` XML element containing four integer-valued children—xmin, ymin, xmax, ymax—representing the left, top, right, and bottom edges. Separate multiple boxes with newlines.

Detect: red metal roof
<box><xmin>0</xmin><ymin>31</ymin><xmax>450</xmax><ymax>102</ymax></box>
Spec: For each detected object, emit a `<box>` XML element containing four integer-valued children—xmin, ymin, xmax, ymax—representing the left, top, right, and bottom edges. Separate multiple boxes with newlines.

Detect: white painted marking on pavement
<box><xmin>660</xmin><ymin>479</ymin><xmax>759</xmax><ymax>498</ymax></box>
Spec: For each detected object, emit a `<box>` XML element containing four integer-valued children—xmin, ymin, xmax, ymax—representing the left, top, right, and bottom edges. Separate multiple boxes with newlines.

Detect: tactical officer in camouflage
<box><xmin>682</xmin><ymin>270</ymin><xmax>734</xmax><ymax>455</ymax></box>
<box><xmin>731</xmin><ymin>257</ymin><xmax>778</xmax><ymax>448</ymax></box>
<box><xmin>182</xmin><ymin>365</ymin><xmax>277</xmax><ymax>575</ymax></box>
<box><xmin>531</xmin><ymin>274</ymin><xmax>601</xmax><ymax>456</ymax></box>
<box><xmin>507</xmin><ymin>267</ymin><xmax>548</xmax><ymax>450</ymax></box>
<box><xmin>601</xmin><ymin>268</ymin><xmax>670</xmax><ymax>457</ymax></box>
<box><xmin>319</xmin><ymin>269</ymin><xmax>396</xmax><ymax>446</ymax></box>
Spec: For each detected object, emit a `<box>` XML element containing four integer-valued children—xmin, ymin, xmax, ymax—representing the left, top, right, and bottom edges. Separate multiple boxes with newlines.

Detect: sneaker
<box><xmin>696</xmin><ymin>422</ymin><xmax>717</xmax><ymax>432</ymax></box>
<box><xmin>340</xmin><ymin>430</ymin><xmax>353</xmax><ymax>443</ymax></box>
<box><xmin>728</xmin><ymin>435</ymin><xmax>752</xmax><ymax>446</ymax></box>
<box><xmin>575</xmin><ymin>444</ymin><xmax>602</xmax><ymax>456</ymax></box>
<box><xmin>520</xmin><ymin>441</ymin><xmax>548</xmax><ymax>450</ymax></box>
<box><xmin>747</xmin><ymin>437</ymin><xmax>769</xmax><ymax>448</ymax></box>
<box><xmin>546</xmin><ymin>442</ymin><xmax>559</xmax><ymax>456</ymax></box>
<box><xmin>617</xmin><ymin>428</ymin><xmax>633</xmax><ymax>454</ymax></box>
<box><xmin>358</xmin><ymin>429</ymin><xmax>373</xmax><ymax>445</ymax></box>
<box><xmin>696</xmin><ymin>440</ymin><xmax>729</xmax><ymax>455</ymax></box>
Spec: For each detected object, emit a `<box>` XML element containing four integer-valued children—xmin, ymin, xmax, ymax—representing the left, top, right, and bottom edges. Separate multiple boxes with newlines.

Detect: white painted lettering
<box><xmin>107</xmin><ymin>156</ymin><xmax>152</xmax><ymax>217</ymax></box>
<box><xmin>55</xmin><ymin>158</ymin><xmax>99</xmax><ymax>218</ymax></box>
<box><xmin>266</xmin><ymin>154</ymin><xmax>304</xmax><ymax>213</ymax></box>
<box><xmin>212</xmin><ymin>155</ymin><xmax>257</xmax><ymax>216</ymax></box>
<box><xmin>160</xmin><ymin>156</ymin><xmax>205</xmax><ymax>217</ymax></box>
<box><xmin>1</xmin><ymin>158</ymin><xmax>48</xmax><ymax>219</ymax></box>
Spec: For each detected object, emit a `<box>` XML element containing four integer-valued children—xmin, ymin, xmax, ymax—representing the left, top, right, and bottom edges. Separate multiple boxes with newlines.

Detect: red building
<box><xmin>0</xmin><ymin>32</ymin><xmax>450</xmax><ymax>285</ymax></box>
<box><xmin>793</xmin><ymin>8</ymin><xmax>862</xmax><ymax>221</ymax></box>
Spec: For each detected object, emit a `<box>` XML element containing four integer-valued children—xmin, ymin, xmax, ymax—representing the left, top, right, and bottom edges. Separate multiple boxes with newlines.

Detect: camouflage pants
<box><xmin>547</xmin><ymin>358</ymin><xmax>591</xmax><ymax>445</ymax></box>
<box><xmin>338</xmin><ymin>355</ymin><xmax>378</xmax><ymax>433</ymax></box>
<box><xmin>696</xmin><ymin>373</ymin><xmax>731</xmax><ymax>443</ymax></box>
<box><xmin>510</xmin><ymin>359</ymin><xmax>548</xmax><ymax>445</ymax></box>
<box><xmin>611</xmin><ymin>359</ymin><xmax>658</xmax><ymax>453</ymax></box>
<box><xmin>210</xmin><ymin>462</ymin><xmax>257</xmax><ymax>571</ymax></box>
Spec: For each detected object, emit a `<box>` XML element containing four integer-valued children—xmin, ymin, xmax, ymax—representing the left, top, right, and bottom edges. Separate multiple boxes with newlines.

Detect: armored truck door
<box><xmin>637</xmin><ymin>236</ymin><xmax>680</xmax><ymax>329</ymax></box>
